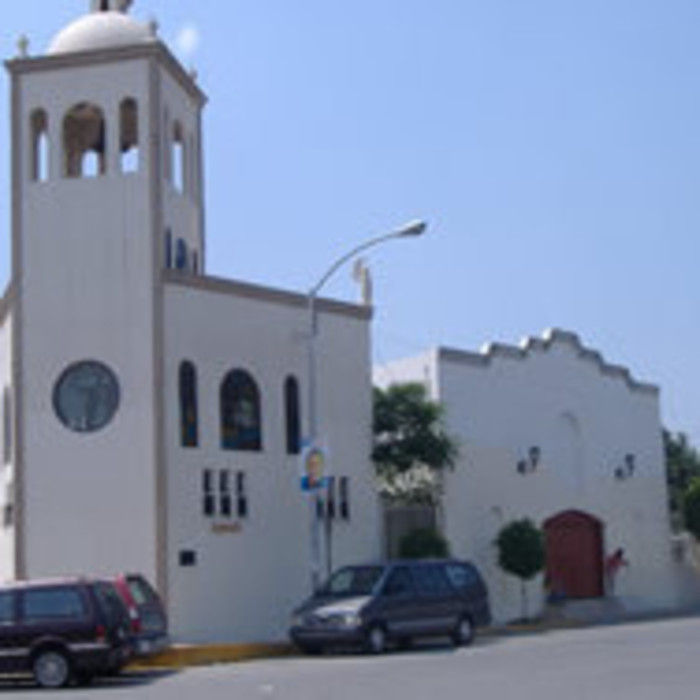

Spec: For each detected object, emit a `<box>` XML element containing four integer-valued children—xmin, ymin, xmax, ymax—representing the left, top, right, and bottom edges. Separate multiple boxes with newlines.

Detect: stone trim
<box><xmin>0</xmin><ymin>283</ymin><xmax>14</xmax><ymax>327</ymax></box>
<box><xmin>164</xmin><ymin>270</ymin><xmax>374</xmax><ymax>321</ymax></box>
<box><xmin>439</xmin><ymin>328</ymin><xmax>659</xmax><ymax>396</ymax></box>
<box><xmin>5</xmin><ymin>42</ymin><xmax>207</xmax><ymax>107</ymax></box>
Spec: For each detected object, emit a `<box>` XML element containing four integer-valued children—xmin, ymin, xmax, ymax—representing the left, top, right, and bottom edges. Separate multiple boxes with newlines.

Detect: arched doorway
<box><xmin>544</xmin><ymin>511</ymin><xmax>604</xmax><ymax>599</ymax></box>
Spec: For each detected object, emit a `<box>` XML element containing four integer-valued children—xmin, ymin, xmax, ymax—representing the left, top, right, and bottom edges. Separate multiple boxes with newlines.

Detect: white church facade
<box><xmin>0</xmin><ymin>1</ymin><xmax>381</xmax><ymax>643</ymax></box>
<box><xmin>376</xmin><ymin>329</ymin><xmax>696</xmax><ymax>623</ymax></box>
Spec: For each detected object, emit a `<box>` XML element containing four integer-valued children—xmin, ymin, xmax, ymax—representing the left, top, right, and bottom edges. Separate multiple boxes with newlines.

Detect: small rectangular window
<box><xmin>202</xmin><ymin>469</ymin><xmax>215</xmax><ymax>517</ymax></box>
<box><xmin>179</xmin><ymin>550</ymin><xmax>196</xmax><ymax>567</ymax></box>
<box><xmin>220</xmin><ymin>470</ymin><xmax>232</xmax><ymax>517</ymax></box>
<box><xmin>236</xmin><ymin>472</ymin><xmax>248</xmax><ymax>519</ymax></box>
<box><xmin>326</xmin><ymin>477</ymin><xmax>336</xmax><ymax>520</ymax></box>
<box><xmin>339</xmin><ymin>477</ymin><xmax>350</xmax><ymax>521</ymax></box>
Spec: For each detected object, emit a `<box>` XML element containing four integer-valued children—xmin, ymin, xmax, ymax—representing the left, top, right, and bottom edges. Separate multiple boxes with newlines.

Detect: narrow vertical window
<box><xmin>2</xmin><ymin>388</ymin><xmax>11</xmax><ymax>465</ymax></box>
<box><xmin>326</xmin><ymin>476</ymin><xmax>336</xmax><ymax>519</ymax></box>
<box><xmin>188</xmin><ymin>134</ymin><xmax>196</xmax><ymax>198</ymax></box>
<box><xmin>175</xmin><ymin>238</ymin><xmax>188</xmax><ymax>271</ymax></box>
<box><xmin>63</xmin><ymin>102</ymin><xmax>106</xmax><ymax>178</ymax></box>
<box><xmin>236</xmin><ymin>472</ymin><xmax>248</xmax><ymax>518</ymax></box>
<box><xmin>179</xmin><ymin>361</ymin><xmax>198</xmax><ymax>448</ymax></box>
<box><xmin>172</xmin><ymin>121</ymin><xmax>185</xmax><ymax>192</ymax></box>
<box><xmin>192</xmin><ymin>251</ymin><xmax>199</xmax><ymax>274</ymax></box>
<box><xmin>30</xmin><ymin>109</ymin><xmax>49</xmax><ymax>182</ymax></box>
<box><xmin>202</xmin><ymin>469</ymin><xmax>214</xmax><ymax>517</ymax></box>
<box><xmin>339</xmin><ymin>477</ymin><xmax>350</xmax><ymax>521</ymax></box>
<box><xmin>220</xmin><ymin>369</ymin><xmax>262</xmax><ymax>451</ymax></box>
<box><xmin>220</xmin><ymin>470</ymin><xmax>231</xmax><ymax>517</ymax></box>
<box><xmin>284</xmin><ymin>376</ymin><xmax>301</xmax><ymax>455</ymax></box>
<box><xmin>165</xmin><ymin>229</ymin><xmax>173</xmax><ymax>269</ymax></box>
<box><xmin>120</xmin><ymin>98</ymin><xmax>139</xmax><ymax>173</ymax></box>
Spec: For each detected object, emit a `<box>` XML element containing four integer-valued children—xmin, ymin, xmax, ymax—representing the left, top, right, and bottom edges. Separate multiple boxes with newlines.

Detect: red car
<box><xmin>112</xmin><ymin>574</ymin><xmax>169</xmax><ymax>657</ymax></box>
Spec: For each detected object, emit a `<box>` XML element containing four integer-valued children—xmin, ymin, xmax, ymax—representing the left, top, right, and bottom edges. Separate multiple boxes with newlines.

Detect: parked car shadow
<box><xmin>0</xmin><ymin>669</ymin><xmax>178</xmax><ymax>693</ymax></box>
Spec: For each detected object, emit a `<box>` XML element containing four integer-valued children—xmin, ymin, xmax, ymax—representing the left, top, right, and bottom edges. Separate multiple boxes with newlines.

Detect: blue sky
<box><xmin>0</xmin><ymin>1</ymin><xmax>698</xmax><ymax>445</ymax></box>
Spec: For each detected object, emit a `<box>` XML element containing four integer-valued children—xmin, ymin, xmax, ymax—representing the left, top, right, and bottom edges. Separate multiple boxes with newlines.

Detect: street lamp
<box><xmin>305</xmin><ymin>220</ymin><xmax>428</xmax><ymax>591</ymax></box>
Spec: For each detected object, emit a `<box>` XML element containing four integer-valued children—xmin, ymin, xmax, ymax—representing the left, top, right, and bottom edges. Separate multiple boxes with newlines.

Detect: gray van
<box><xmin>289</xmin><ymin>559</ymin><xmax>491</xmax><ymax>654</ymax></box>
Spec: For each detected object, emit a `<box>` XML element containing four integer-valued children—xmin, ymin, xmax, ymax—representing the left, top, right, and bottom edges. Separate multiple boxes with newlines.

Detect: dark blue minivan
<box><xmin>290</xmin><ymin>559</ymin><xmax>491</xmax><ymax>654</ymax></box>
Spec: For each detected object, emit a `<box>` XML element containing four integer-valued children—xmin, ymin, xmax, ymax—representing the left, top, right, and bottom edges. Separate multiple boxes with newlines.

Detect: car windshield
<box><xmin>320</xmin><ymin>566</ymin><xmax>384</xmax><ymax>597</ymax></box>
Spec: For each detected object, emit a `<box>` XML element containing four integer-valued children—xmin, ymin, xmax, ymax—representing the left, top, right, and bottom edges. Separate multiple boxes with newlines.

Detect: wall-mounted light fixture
<box><xmin>615</xmin><ymin>453</ymin><xmax>636</xmax><ymax>481</ymax></box>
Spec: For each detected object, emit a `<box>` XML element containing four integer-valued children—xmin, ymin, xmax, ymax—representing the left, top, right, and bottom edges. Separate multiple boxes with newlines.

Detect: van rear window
<box><xmin>126</xmin><ymin>576</ymin><xmax>159</xmax><ymax>606</ymax></box>
<box><xmin>22</xmin><ymin>587</ymin><xmax>87</xmax><ymax>621</ymax></box>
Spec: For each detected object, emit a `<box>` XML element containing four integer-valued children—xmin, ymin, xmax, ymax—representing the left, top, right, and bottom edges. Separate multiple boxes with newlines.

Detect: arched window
<box><xmin>2</xmin><ymin>388</ymin><xmax>12</xmax><ymax>465</ymax></box>
<box><xmin>179</xmin><ymin>361</ymin><xmax>198</xmax><ymax>448</ymax></box>
<box><xmin>120</xmin><ymin>97</ymin><xmax>139</xmax><ymax>173</ymax></box>
<box><xmin>165</xmin><ymin>229</ymin><xmax>172</xmax><ymax>269</ymax></box>
<box><xmin>220</xmin><ymin>369</ymin><xmax>262</xmax><ymax>451</ymax></box>
<box><xmin>63</xmin><ymin>102</ymin><xmax>106</xmax><ymax>178</ymax></box>
<box><xmin>172</xmin><ymin>121</ymin><xmax>185</xmax><ymax>192</ymax></box>
<box><xmin>284</xmin><ymin>376</ymin><xmax>301</xmax><ymax>455</ymax></box>
<box><xmin>175</xmin><ymin>238</ymin><xmax>188</xmax><ymax>270</ymax></box>
<box><xmin>30</xmin><ymin>109</ymin><xmax>49</xmax><ymax>182</ymax></box>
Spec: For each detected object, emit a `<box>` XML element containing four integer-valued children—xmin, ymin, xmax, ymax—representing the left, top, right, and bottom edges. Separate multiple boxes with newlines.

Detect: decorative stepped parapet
<box><xmin>438</xmin><ymin>327</ymin><xmax>658</xmax><ymax>396</ymax></box>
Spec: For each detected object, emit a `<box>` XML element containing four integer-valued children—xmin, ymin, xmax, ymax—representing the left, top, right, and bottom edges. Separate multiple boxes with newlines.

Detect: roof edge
<box><xmin>163</xmin><ymin>270</ymin><xmax>373</xmax><ymax>321</ymax></box>
<box><xmin>438</xmin><ymin>327</ymin><xmax>659</xmax><ymax>396</ymax></box>
<box><xmin>5</xmin><ymin>41</ymin><xmax>207</xmax><ymax>106</ymax></box>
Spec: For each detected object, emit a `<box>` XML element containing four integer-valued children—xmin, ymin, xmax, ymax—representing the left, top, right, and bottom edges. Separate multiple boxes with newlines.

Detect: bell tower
<box><xmin>5</xmin><ymin>1</ymin><xmax>206</xmax><ymax>594</ymax></box>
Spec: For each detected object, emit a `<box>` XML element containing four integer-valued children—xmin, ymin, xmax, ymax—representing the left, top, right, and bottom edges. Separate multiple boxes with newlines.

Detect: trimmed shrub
<box><xmin>398</xmin><ymin>527</ymin><xmax>450</xmax><ymax>559</ymax></box>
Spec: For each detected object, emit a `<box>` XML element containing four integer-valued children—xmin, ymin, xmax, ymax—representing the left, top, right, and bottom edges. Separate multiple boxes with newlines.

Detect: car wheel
<box><xmin>452</xmin><ymin>615</ymin><xmax>474</xmax><ymax>647</ymax></box>
<box><xmin>33</xmin><ymin>649</ymin><xmax>71</xmax><ymax>689</ymax></box>
<box><xmin>365</xmin><ymin>624</ymin><xmax>387</xmax><ymax>654</ymax></box>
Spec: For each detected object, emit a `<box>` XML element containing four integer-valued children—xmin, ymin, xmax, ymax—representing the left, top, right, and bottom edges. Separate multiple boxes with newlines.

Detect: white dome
<box><xmin>47</xmin><ymin>11</ymin><xmax>152</xmax><ymax>55</ymax></box>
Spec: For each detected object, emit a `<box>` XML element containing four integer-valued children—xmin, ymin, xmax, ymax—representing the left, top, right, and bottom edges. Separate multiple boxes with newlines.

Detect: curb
<box><xmin>128</xmin><ymin>643</ymin><xmax>296</xmax><ymax>670</ymax></box>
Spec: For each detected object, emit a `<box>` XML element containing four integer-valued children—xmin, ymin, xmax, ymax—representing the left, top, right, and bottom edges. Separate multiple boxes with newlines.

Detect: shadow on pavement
<box><xmin>0</xmin><ymin>669</ymin><xmax>178</xmax><ymax>693</ymax></box>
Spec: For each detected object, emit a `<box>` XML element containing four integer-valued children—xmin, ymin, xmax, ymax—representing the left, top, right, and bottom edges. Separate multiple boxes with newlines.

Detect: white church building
<box><xmin>0</xmin><ymin>1</ymin><xmax>381</xmax><ymax>643</ymax></box>
<box><xmin>376</xmin><ymin>329</ymin><xmax>698</xmax><ymax>623</ymax></box>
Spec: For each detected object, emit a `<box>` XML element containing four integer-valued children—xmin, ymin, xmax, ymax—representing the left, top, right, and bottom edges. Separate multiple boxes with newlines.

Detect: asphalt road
<box><xmin>5</xmin><ymin>616</ymin><xmax>700</xmax><ymax>699</ymax></box>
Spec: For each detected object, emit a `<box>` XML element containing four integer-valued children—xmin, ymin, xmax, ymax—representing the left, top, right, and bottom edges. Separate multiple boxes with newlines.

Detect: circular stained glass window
<box><xmin>53</xmin><ymin>360</ymin><xmax>120</xmax><ymax>433</ymax></box>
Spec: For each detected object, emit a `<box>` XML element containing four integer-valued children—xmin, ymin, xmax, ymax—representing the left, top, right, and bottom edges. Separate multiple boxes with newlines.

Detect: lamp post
<box><xmin>305</xmin><ymin>220</ymin><xmax>427</xmax><ymax>592</ymax></box>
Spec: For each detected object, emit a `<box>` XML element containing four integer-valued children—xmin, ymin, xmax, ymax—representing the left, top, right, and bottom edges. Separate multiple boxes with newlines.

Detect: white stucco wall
<box><xmin>15</xmin><ymin>58</ymin><xmax>159</xmax><ymax>582</ymax></box>
<box><xmin>163</xmin><ymin>280</ymin><xmax>381</xmax><ymax>643</ymax></box>
<box><xmin>376</xmin><ymin>331</ymin><xmax>681</xmax><ymax>622</ymax></box>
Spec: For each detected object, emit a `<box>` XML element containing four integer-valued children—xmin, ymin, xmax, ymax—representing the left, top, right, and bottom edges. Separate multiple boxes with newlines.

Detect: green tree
<box><xmin>683</xmin><ymin>478</ymin><xmax>700</xmax><ymax>540</ymax></box>
<box><xmin>495</xmin><ymin>519</ymin><xmax>545</xmax><ymax>621</ymax></box>
<box><xmin>665</xmin><ymin>430</ymin><xmax>700</xmax><ymax>530</ymax></box>
<box><xmin>372</xmin><ymin>383</ymin><xmax>458</xmax><ymax>477</ymax></box>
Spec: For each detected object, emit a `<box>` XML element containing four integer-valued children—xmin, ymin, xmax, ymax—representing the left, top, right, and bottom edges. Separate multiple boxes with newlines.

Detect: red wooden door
<box><xmin>544</xmin><ymin>511</ymin><xmax>603</xmax><ymax>599</ymax></box>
